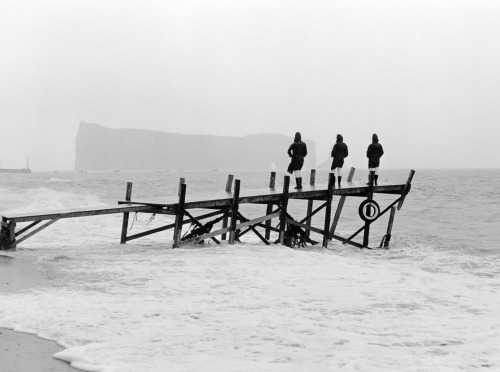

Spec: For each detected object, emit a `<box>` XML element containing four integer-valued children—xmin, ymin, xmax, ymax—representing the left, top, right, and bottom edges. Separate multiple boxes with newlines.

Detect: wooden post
<box><xmin>225</xmin><ymin>174</ymin><xmax>234</xmax><ymax>193</ymax></box>
<box><xmin>269</xmin><ymin>172</ymin><xmax>276</xmax><ymax>189</ymax></box>
<box><xmin>383</xmin><ymin>207</ymin><xmax>396</xmax><ymax>248</ymax></box>
<box><xmin>120</xmin><ymin>182</ymin><xmax>133</xmax><ymax>244</ymax></box>
<box><xmin>278</xmin><ymin>176</ymin><xmax>290</xmax><ymax>245</ymax></box>
<box><xmin>322</xmin><ymin>173</ymin><xmax>334</xmax><ymax>248</ymax></box>
<box><xmin>305</xmin><ymin>169</ymin><xmax>316</xmax><ymax>237</ymax></box>
<box><xmin>265</xmin><ymin>172</ymin><xmax>277</xmax><ymax>240</ymax></box>
<box><xmin>329</xmin><ymin>167</ymin><xmax>355</xmax><ymax>236</ymax></box>
<box><xmin>0</xmin><ymin>219</ymin><xmax>14</xmax><ymax>250</ymax></box>
<box><xmin>222</xmin><ymin>175</ymin><xmax>233</xmax><ymax>240</ymax></box>
<box><xmin>173</xmin><ymin>182</ymin><xmax>186</xmax><ymax>248</ymax></box>
<box><xmin>364</xmin><ymin>168</ymin><xmax>374</xmax><ymax>247</ymax></box>
<box><xmin>229</xmin><ymin>179</ymin><xmax>241</xmax><ymax>245</ymax></box>
<box><xmin>7</xmin><ymin>221</ymin><xmax>16</xmax><ymax>249</ymax></box>
<box><xmin>178</xmin><ymin>178</ymin><xmax>185</xmax><ymax>196</ymax></box>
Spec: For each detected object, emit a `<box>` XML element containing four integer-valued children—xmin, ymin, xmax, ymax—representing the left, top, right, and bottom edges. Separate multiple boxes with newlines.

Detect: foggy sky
<box><xmin>1</xmin><ymin>0</ymin><xmax>500</xmax><ymax>170</ymax></box>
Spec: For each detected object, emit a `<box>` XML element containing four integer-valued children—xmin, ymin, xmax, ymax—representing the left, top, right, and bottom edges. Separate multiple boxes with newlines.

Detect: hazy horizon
<box><xmin>2</xmin><ymin>1</ymin><xmax>500</xmax><ymax>171</ymax></box>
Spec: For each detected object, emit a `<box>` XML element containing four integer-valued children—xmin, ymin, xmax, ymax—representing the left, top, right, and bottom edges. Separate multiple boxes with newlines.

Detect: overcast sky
<box><xmin>1</xmin><ymin>0</ymin><xmax>499</xmax><ymax>170</ymax></box>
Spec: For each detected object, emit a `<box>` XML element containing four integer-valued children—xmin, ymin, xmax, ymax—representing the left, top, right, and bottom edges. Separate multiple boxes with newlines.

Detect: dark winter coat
<box><xmin>331</xmin><ymin>134</ymin><xmax>348</xmax><ymax>169</ymax></box>
<box><xmin>367</xmin><ymin>134</ymin><xmax>384</xmax><ymax>168</ymax></box>
<box><xmin>287</xmin><ymin>132</ymin><xmax>307</xmax><ymax>173</ymax></box>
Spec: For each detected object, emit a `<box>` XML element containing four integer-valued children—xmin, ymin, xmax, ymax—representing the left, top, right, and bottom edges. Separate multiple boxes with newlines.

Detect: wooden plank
<box><xmin>229</xmin><ymin>179</ymin><xmax>241</xmax><ymax>245</ymax></box>
<box><xmin>15</xmin><ymin>218</ymin><xmax>60</xmax><ymax>246</ymax></box>
<box><xmin>397</xmin><ymin>169</ymin><xmax>415</xmax><ymax>210</ymax></box>
<box><xmin>15</xmin><ymin>221</ymin><xmax>41</xmax><ymax>236</ymax></box>
<box><xmin>265</xmin><ymin>171</ymin><xmax>276</xmax><ymax>240</ymax></box>
<box><xmin>329</xmin><ymin>167</ymin><xmax>356</xmax><ymax>236</ymax></box>
<box><xmin>299</xmin><ymin>202</ymin><xmax>326</xmax><ymax>224</ymax></box>
<box><xmin>116</xmin><ymin>184</ymin><xmax>406</xmax><ymax>210</ymax></box>
<box><xmin>222</xmin><ymin>175</ymin><xmax>233</xmax><ymax>239</ymax></box>
<box><xmin>126</xmin><ymin>222</ymin><xmax>176</xmax><ymax>242</ymax></box>
<box><xmin>330</xmin><ymin>234</ymin><xmax>365</xmax><ymax>249</ymax></box>
<box><xmin>179</xmin><ymin>226</ymin><xmax>231</xmax><ymax>247</ymax></box>
<box><xmin>173</xmin><ymin>183</ymin><xmax>186</xmax><ymax>248</ymax></box>
<box><xmin>127</xmin><ymin>210</ymin><xmax>222</xmax><ymax>242</ymax></box>
<box><xmin>383</xmin><ymin>207</ymin><xmax>396</xmax><ymax>248</ymax></box>
<box><xmin>323</xmin><ymin>173</ymin><xmax>335</xmax><ymax>247</ymax></box>
<box><xmin>7</xmin><ymin>205</ymin><xmax>166</xmax><ymax>223</ymax></box>
<box><xmin>305</xmin><ymin>169</ymin><xmax>316</xmax><ymax>237</ymax></box>
<box><xmin>278</xmin><ymin>176</ymin><xmax>290</xmax><ymax>245</ymax></box>
<box><xmin>120</xmin><ymin>182</ymin><xmax>133</xmax><ymax>244</ymax></box>
<box><xmin>235</xmin><ymin>212</ymin><xmax>280</xmax><ymax>230</ymax></box>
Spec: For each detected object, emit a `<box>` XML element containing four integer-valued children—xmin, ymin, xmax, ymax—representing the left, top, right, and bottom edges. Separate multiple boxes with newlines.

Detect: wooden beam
<box><xmin>7</xmin><ymin>205</ymin><xmax>166</xmax><ymax>223</ymax></box>
<box><xmin>225</xmin><ymin>174</ymin><xmax>234</xmax><ymax>193</ymax></box>
<box><xmin>322</xmin><ymin>173</ymin><xmax>335</xmax><ymax>247</ymax></box>
<box><xmin>278</xmin><ymin>176</ymin><xmax>290</xmax><ymax>245</ymax></box>
<box><xmin>120</xmin><ymin>182</ymin><xmax>133</xmax><ymax>244</ymax></box>
<box><xmin>173</xmin><ymin>183</ymin><xmax>186</xmax><ymax>248</ymax></box>
<box><xmin>236</xmin><ymin>211</ymin><xmax>280</xmax><ymax>230</ymax></box>
<box><xmin>329</xmin><ymin>167</ymin><xmax>355</xmax><ymax>236</ymax></box>
<box><xmin>229</xmin><ymin>179</ymin><xmax>241</xmax><ymax>245</ymax></box>
<box><xmin>222</xmin><ymin>175</ymin><xmax>233</xmax><ymax>240</ymax></box>
<box><xmin>265</xmin><ymin>171</ymin><xmax>276</xmax><ymax>240</ymax></box>
<box><xmin>15</xmin><ymin>218</ymin><xmax>60</xmax><ymax>246</ymax></box>
<box><xmin>330</xmin><ymin>234</ymin><xmax>365</xmax><ymax>249</ymax></box>
<box><xmin>178</xmin><ymin>226</ymin><xmax>231</xmax><ymax>247</ymax></box>
<box><xmin>397</xmin><ymin>169</ymin><xmax>415</xmax><ymax>210</ymax></box>
<box><xmin>305</xmin><ymin>169</ymin><xmax>316</xmax><ymax>237</ymax></box>
<box><xmin>383</xmin><ymin>207</ymin><xmax>396</xmax><ymax>248</ymax></box>
<box><xmin>9</xmin><ymin>222</ymin><xmax>16</xmax><ymax>248</ymax></box>
<box><xmin>15</xmin><ymin>221</ymin><xmax>41</xmax><ymax>236</ymax></box>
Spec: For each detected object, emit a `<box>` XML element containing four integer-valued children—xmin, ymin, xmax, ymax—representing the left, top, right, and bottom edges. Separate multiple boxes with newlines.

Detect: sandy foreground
<box><xmin>0</xmin><ymin>254</ymin><xmax>79</xmax><ymax>372</ymax></box>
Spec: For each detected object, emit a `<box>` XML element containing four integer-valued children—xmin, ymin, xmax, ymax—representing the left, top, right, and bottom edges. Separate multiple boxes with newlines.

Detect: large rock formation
<box><xmin>75</xmin><ymin>122</ymin><xmax>316</xmax><ymax>171</ymax></box>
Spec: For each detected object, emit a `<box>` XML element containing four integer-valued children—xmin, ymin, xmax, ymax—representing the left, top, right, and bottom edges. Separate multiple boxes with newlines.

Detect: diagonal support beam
<box><xmin>15</xmin><ymin>218</ymin><xmax>61</xmax><ymax>246</ymax></box>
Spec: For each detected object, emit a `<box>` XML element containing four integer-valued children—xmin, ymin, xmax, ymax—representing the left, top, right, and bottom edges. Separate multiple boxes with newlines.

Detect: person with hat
<box><xmin>330</xmin><ymin>134</ymin><xmax>348</xmax><ymax>188</ymax></box>
<box><xmin>366</xmin><ymin>133</ymin><xmax>384</xmax><ymax>185</ymax></box>
<box><xmin>287</xmin><ymin>132</ymin><xmax>307</xmax><ymax>189</ymax></box>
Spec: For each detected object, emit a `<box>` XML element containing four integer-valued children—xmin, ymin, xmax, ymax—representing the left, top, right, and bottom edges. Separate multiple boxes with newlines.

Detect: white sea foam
<box><xmin>1</xmin><ymin>243</ymin><xmax>499</xmax><ymax>372</ymax></box>
<box><xmin>0</xmin><ymin>170</ymin><xmax>499</xmax><ymax>371</ymax></box>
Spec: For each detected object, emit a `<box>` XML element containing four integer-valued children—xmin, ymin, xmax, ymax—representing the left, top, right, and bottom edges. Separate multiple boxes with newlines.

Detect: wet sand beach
<box><xmin>0</xmin><ymin>254</ymin><xmax>79</xmax><ymax>372</ymax></box>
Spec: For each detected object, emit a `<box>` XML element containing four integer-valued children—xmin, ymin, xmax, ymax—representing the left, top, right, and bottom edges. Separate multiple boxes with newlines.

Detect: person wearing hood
<box><xmin>330</xmin><ymin>134</ymin><xmax>348</xmax><ymax>188</ymax></box>
<box><xmin>287</xmin><ymin>132</ymin><xmax>307</xmax><ymax>189</ymax></box>
<box><xmin>366</xmin><ymin>133</ymin><xmax>384</xmax><ymax>185</ymax></box>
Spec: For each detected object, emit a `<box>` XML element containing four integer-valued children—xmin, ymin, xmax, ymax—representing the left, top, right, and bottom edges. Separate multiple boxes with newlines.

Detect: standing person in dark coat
<box><xmin>287</xmin><ymin>132</ymin><xmax>307</xmax><ymax>189</ymax></box>
<box><xmin>330</xmin><ymin>134</ymin><xmax>348</xmax><ymax>188</ymax></box>
<box><xmin>366</xmin><ymin>133</ymin><xmax>384</xmax><ymax>185</ymax></box>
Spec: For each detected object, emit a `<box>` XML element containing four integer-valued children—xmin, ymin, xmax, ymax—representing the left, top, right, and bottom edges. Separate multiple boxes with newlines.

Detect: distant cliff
<box><xmin>75</xmin><ymin>122</ymin><xmax>316</xmax><ymax>171</ymax></box>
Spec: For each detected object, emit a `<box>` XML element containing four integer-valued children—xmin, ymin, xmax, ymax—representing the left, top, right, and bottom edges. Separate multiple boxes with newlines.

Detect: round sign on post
<box><xmin>358</xmin><ymin>199</ymin><xmax>380</xmax><ymax>222</ymax></box>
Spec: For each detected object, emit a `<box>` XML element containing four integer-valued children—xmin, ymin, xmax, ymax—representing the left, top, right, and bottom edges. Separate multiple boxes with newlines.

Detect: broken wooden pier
<box><xmin>0</xmin><ymin>168</ymin><xmax>414</xmax><ymax>251</ymax></box>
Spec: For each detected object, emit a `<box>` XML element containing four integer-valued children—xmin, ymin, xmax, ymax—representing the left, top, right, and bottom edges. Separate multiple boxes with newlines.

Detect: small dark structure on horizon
<box><xmin>1</xmin><ymin>168</ymin><xmax>414</xmax><ymax>251</ymax></box>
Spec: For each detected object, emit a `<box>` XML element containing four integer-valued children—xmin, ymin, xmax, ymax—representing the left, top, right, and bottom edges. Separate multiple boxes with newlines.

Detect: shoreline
<box><xmin>0</xmin><ymin>254</ymin><xmax>80</xmax><ymax>371</ymax></box>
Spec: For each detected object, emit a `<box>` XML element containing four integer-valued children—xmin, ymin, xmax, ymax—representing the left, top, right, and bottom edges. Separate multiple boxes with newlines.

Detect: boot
<box><xmin>331</xmin><ymin>175</ymin><xmax>336</xmax><ymax>189</ymax></box>
<box><xmin>295</xmin><ymin>177</ymin><xmax>302</xmax><ymax>190</ymax></box>
<box><xmin>338</xmin><ymin>176</ymin><xmax>342</xmax><ymax>188</ymax></box>
<box><xmin>368</xmin><ymin>171</ymin><xmax>375</xmax><ymax>185</ymax></box>
<box><xmin>374</xmin><ymin>175</ymin><xmax>378</xmax><ymax>186</ymax></box>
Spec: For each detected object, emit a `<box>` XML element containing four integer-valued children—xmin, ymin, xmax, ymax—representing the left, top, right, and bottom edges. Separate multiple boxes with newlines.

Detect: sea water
<box><xmin>0</xmin><ymin>169</ymin><xmax>499</xmax><ymax>371</ymax></box>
